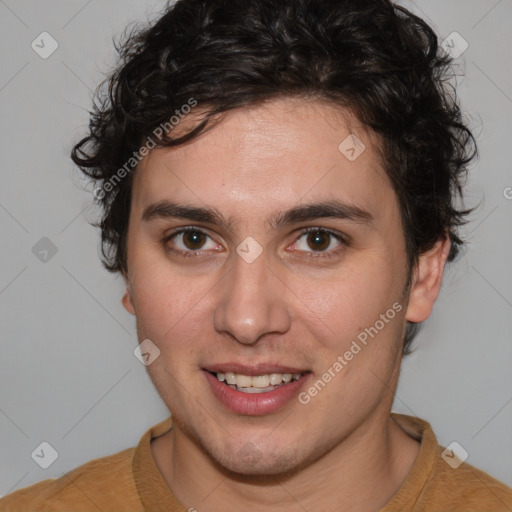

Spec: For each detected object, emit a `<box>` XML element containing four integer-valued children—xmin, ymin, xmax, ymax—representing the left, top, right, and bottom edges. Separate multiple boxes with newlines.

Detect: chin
<box><xmin>218</xmin><ymin>450</ymin><xmax>300</xmax><ymax>477</ymax></box>
<box><xmin>202</xmin><ymin>438</ymin><xmax>306</xmax><ymax>478</ymax></box>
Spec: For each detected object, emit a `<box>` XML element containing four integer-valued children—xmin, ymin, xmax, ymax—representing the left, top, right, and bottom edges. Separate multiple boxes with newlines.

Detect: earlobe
<box><xmin>122</xmin><ymin>286</ymin><xmax>136</xmax><ymax>316</ymax></box>
<box><xmin>405</xmin><ymin>234</ymin><xmax>451</xmax><ymax>323</ymax></box>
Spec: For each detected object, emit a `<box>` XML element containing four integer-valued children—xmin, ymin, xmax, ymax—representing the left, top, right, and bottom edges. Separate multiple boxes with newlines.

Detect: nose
<box><xmin>213</xmin><ymin>247</ymin><xmax>292</xmax><ymax>345</ymax></box>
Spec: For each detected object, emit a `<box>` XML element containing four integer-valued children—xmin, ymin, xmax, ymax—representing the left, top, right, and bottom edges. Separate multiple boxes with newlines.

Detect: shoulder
<box><xmin>422</xmin><ymin>451</ymin><xmax>512</xmax><ymax>511</ymax></box>
<box><xmin>388</xmin><ymin>414</ymin><xmax>512</xmax><ymax>511</ymax></box>
<box><xmin>0</xmin><ymin>446</ymin><xmax>142</xmax><ymax>512</ymax></box>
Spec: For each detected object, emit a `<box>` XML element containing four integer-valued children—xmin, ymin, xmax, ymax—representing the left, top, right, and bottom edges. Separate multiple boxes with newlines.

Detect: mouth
<box><xmin>203</xmin><ymin>365</ymin><xmax>311</xmax><ymax>415</ymax></box>
<box><xmin>210</xmin><ymin>370</ymin><xmax>304</xmax><ymax>393</ymax></box>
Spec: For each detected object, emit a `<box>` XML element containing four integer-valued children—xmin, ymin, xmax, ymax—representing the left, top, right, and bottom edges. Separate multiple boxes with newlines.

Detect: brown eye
<box><xmin>306</xmin><ymin>231</ymin><xmax>330</xmax><ymax>251</ymax></box>
<box><xmin>293</xmin><ymin>228</ymin><xmax>347</xmax><ymax>257</ymax></box>
<box><xmin>182</xmin><ymin>230</ymin><xmax>207</xmax><ymax>250</ymax></box>
<box><xmin>163</xmin><ymin>227</ymin><xmax>221</xmax><ymax>257</ymax></box>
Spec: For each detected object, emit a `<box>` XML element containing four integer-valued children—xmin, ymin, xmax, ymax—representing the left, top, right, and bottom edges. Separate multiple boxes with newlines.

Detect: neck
<box><xmin>152</xmin><ymin>409</ymin><xmax>420</xmax><ymax>511</ymax></box>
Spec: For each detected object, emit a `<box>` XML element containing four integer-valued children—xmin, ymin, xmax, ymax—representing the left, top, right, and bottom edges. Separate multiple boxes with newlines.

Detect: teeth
<box><xmin>236</xmin><ymin>385</ymin><xmax>275</xmax><ymax>393</ymax></box>
<box><xmin>214</xmin><ymin>371</ymin><xmax>304</xmax><ymax>389</ymax></box>
<box><xmin>269</xmin><ymin>373</ymin><xmax>282</xmax><ymax>385</ymax></box>
<box><xmin>237</xmin><ymin>374</ymin><xmax>252</xmax><ymax>388</ymax></box>
<box><xmin>251</xmin><ymin>374</ymin><xmax>270</xmax><ymax>388</ymax></box>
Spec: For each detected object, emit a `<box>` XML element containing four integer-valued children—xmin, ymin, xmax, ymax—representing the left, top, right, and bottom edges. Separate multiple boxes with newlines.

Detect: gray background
<box><xmin>1</xmin><ymin>0</ymin><xmax>511</xmax><ymax>497</ymax></box>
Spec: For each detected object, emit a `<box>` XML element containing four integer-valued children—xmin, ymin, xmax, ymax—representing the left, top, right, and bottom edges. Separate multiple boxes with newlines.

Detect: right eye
<box><xmin>162</xmin><ymin>227</ymin><xmax>223</xmax><ymax>257</ymax></box>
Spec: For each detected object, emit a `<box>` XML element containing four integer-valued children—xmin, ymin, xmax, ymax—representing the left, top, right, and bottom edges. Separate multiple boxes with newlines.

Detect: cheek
<box><xmin>293</xmin><ymin>253</ymin><xmax>402</xmax><ymax>353</ymax></box>
<box><xmin>129</xmin><ymin>258</ymin><xmax>212</xmax><ymax>351</ymax></box>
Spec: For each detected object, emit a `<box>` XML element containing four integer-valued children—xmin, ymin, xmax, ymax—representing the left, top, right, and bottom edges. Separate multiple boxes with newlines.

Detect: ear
<box><xmin>405</xmin><ymin>233</ymin><xmax>451</xmax><ymax>323</ymax></box>
<box><xmin>121</xmin><ymin>273</ymin><xmax>136</xmax><ymax>316</ymax></box>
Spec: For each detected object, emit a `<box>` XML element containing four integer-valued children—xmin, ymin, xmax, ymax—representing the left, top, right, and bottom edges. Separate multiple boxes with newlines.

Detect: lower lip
<box><xmin>204</xmin><ymin>371</ymin><xmax>309</xmax><ymax>416</ymax></box>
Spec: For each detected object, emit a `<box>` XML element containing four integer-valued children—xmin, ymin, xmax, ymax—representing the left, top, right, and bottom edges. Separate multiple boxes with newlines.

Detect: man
<box><xmin>2</xmin><ymin>0</ymin><xmax>511</xmax><ymax>510</ymax></box>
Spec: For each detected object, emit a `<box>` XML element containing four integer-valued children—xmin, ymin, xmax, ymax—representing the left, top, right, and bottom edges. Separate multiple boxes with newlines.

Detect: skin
<box><xmin>121</xmin><ymin>97</ymin><xmax>451</xmax><ymax>511</ymax></box>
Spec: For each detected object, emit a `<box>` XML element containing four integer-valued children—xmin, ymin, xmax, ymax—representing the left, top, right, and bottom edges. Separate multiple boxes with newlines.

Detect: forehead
<box><xmin>131</xmin><ymin>98</ymin><xmax>394</xmax><ymax>224</ymax></box>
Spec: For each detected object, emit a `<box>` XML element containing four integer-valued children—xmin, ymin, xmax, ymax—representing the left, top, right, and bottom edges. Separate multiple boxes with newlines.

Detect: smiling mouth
<box><xmin>209</xmin><ymin>371</ymin><xmax>305</xmax><ymax>393</ymax></box>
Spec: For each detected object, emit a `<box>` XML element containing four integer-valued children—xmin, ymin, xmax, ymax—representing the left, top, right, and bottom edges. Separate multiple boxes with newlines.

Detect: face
<box><xmin>122</xmin><ymin>98</ymin><xmax>434</xmax><ymax>476</ymax></box>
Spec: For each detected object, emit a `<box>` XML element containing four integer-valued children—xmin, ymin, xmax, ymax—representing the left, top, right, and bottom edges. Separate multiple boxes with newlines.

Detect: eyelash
<box><xmin>161</xmin><ymin>226</ymin><xmax>348</xmax><ymax>260</ymax></box>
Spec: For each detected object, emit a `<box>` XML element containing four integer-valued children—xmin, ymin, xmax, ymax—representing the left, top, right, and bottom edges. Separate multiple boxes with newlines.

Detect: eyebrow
<box><xmin>141</xmin><ymin>199</ymin><xmax>374</xmax><ymax>231</ymax></box>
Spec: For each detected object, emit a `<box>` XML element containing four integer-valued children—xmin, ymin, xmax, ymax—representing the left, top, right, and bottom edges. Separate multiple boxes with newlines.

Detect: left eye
<box><xmin>292</xmin><ymin>228</ymin><xmax>345</xmax><ymax>254</ymax></box>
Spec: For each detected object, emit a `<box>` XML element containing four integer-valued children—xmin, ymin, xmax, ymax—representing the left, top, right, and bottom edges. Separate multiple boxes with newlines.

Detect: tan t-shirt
<box><xmin>1</xmin><ymin>414</ymin><xmax>511</xmax><ymax>511</ymax></box>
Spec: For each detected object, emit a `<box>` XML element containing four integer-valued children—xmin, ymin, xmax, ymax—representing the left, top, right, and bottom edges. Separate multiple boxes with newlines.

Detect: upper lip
<box><xmin>204</xmin><ymin>363</ymin><xmax>309</xmax><ymax>376</ymax></box>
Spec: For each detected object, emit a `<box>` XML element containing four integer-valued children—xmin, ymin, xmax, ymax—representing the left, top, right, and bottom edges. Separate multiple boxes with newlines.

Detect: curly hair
<box><xmin>71</xmin><ymin>0</ymin><xmax>477</xmax><ymax>353</ymax></box>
